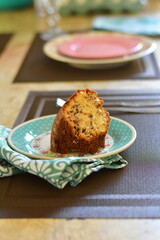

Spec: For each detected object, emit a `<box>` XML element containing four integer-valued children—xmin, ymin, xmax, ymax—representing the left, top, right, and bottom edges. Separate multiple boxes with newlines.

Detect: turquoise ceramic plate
<box><xmin>8</xmin><ymin>115</ymin><xmax>136</xmax><ymax>159</ymax></box>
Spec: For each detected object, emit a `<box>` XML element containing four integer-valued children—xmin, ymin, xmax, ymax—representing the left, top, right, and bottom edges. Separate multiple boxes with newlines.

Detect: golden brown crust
<box><xmin>51</xmin><ymin>88</ymin><xmax>110</xmax><ymax>154</ymax></box>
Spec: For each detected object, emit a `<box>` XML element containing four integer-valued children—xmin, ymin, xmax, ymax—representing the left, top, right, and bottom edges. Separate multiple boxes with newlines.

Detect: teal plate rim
<box><xmin>7</xmin><ymin>115</ymin><xmax>137</xmax><ymax>159</ymax></box>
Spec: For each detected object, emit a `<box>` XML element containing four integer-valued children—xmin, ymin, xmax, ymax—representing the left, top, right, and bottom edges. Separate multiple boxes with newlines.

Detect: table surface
<box><xmin>1</xmin><ymin>0</ymin><xmax>160</xmax><ymax>239</ymax></box>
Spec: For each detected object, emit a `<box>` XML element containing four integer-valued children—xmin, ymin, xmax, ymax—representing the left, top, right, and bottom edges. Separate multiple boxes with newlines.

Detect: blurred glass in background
<box><xmin>34</xmin><ymin>0</ymin><xmax>63</xmax><ymax>40</ymax></box>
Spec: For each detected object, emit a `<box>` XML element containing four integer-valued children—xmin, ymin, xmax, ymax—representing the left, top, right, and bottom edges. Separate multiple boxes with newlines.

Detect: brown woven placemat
<box><xmin>0</xmin><ymin>33</ymin><xmax>12</xmax><ymax>54</ymax></box>
<box><xmin>13</xmin><ymin>34</ymin><xmax>160</xmax><ymax>83</ymax></box>
<box><xmin>1</xmin><ymin>89</ymin><xmax>160</xmax><ymax>218</ymax></box>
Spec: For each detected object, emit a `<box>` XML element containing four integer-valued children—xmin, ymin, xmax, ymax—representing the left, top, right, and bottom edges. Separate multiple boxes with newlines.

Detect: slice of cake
<box><xmin>51</xmin><ymin>88</ymin><xmax>110</xmax><ymax>154</ymax></box>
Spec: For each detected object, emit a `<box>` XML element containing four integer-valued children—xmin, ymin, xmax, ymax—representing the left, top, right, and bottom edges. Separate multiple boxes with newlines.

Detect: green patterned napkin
<box><xmin>0</xmin><ymin>126</ymin><xmax>128</xmax><ymax>189</ymax></box>
<box><xmin>92</xmin><ymin>15</ymin><xmax>160</xmax><ymax>35</ymax></box>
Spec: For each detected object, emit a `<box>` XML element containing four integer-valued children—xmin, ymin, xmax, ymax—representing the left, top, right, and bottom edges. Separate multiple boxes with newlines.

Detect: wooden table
<box><xmin>0</xmin><ymin>0</ymin><xmax>160</xmax><ymax>239</ymax></box>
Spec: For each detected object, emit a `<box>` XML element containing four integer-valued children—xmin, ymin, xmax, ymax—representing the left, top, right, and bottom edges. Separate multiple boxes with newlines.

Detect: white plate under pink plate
<box><xmin>43</xmin><ymin>31</ymin><xmax>157</xmax><ymax>69</ymax></box>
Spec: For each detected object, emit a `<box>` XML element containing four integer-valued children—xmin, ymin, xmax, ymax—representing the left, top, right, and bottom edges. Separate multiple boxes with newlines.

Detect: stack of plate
<box><xmin>43</xmin><ymin>31</ymin><xmax>157</xmax><ymax>69</ymax></box>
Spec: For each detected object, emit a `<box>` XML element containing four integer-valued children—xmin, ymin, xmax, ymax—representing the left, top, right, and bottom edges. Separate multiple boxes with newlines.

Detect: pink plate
<box><xmin>57</xmin><ymin>34</ymin><xmax>142</xmax><ymax>59</ymax></box>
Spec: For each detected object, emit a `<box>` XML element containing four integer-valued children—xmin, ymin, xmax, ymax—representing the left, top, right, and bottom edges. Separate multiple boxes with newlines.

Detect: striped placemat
<box><xmin>0</xmin><ymin>33</ymin><xmax>12</xmax><ymax>54</ymax></box>
<box><xmin>13</xmin><ymin>34</ymin><xmax>160</xmax><ymax>83</ymax></box>
<box><xmin>1</xmin><ymin>89</ymin><xmax>160</xmax><ymax>218</ymax></box>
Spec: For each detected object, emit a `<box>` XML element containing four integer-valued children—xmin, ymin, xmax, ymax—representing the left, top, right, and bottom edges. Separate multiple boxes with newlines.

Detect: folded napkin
<box><xmin>0</xmin><ymin>126</ymin><xmax>128</xmax><ymax>189</ymax></box>
<box><xmin>92</xmin><ymin>15</ymin><xmax>160</xmax><ymax>35</ymax></box>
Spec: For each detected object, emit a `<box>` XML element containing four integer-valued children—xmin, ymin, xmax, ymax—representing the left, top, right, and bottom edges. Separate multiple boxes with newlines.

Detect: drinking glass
<box><xmin>34</xmin><ymin>0</ymin><xmax>63</xmax><ymax>41</ymax></box>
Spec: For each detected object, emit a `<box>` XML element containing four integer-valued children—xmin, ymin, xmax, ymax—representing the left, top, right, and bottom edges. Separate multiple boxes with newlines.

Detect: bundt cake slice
<box><xmin>51</xmin><ymin>88</ymin><xmax>110</xmax><ymax>154</ymax></box>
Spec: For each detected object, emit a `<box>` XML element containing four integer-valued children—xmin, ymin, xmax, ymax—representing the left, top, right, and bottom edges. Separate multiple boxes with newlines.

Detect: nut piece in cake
<box><xmin>51</xmin><ymin>88</ymin><xmax>110</xmax><ymax>154</ymax></box>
